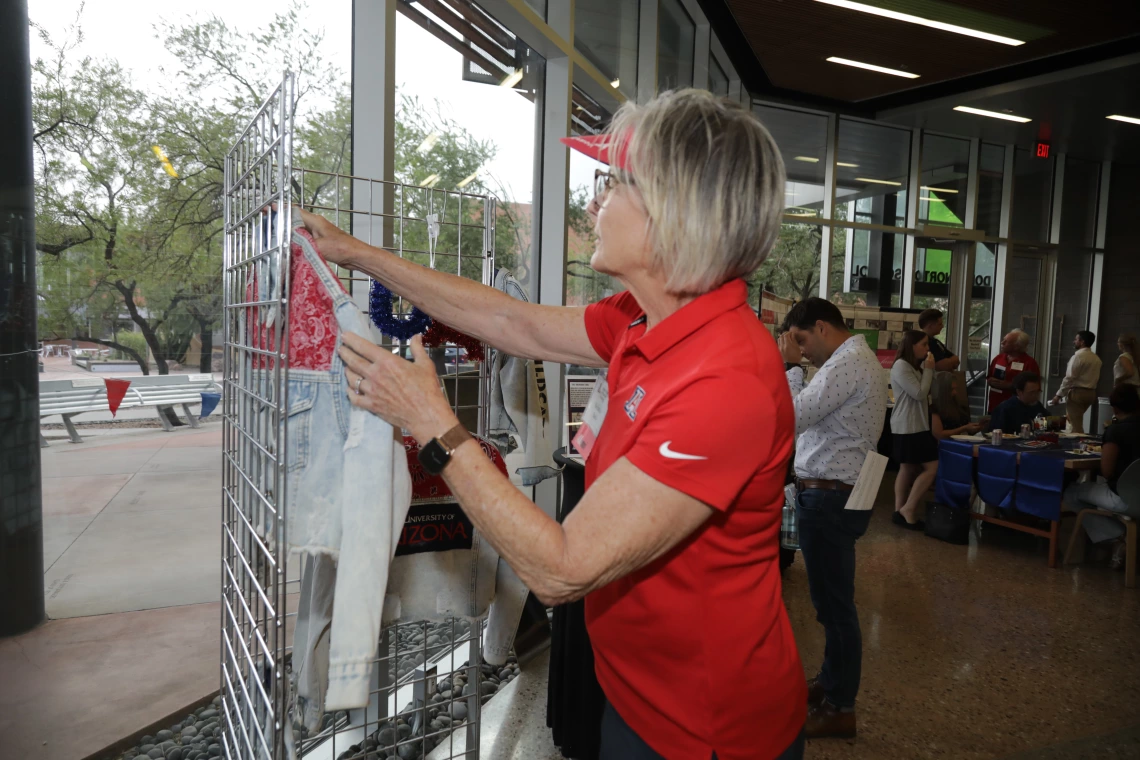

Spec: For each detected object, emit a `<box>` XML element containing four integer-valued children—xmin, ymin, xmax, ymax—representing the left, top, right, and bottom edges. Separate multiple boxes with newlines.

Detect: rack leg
<box><xmin>156</xmin><ymin>405</ymin><xmax>175</xmax><ymax>432</ymax></box>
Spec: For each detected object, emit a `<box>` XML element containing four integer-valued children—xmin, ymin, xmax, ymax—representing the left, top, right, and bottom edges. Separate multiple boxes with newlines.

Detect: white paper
<box><xmin>845</xmin><ymin>451</ymin><xmax>888</xmax><ymax>511</ymax></box>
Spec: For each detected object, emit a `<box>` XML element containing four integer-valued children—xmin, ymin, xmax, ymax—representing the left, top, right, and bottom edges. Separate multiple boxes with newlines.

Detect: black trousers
<box><xmin>599</xmin><ymin>702</ymin><xmax>805</xmax><ymax>760</ymax></box>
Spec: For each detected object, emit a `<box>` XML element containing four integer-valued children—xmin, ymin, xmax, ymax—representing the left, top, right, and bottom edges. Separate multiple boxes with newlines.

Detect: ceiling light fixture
<box><xmin>953</xmin><ymin>105</ymin><xmax>1031</xmax><ymax>123</ymax></box>
<box><xmin>500</xmin><ymin>69</ymin><xmax>524</xmax><ymax>88</ymax></box>
<box><xmin>826</xmin><ymin>56</ymin><xmax>919</xmax><ymax>79</ymax></box>
<box><xmin>856</xmin><ymin>177</ymin><xmax>902</xmax><ymax>186</ymax></box>
<box><xmin>814</xmin><ymin>0</ymin><xmax>1025</xmax><ymax>46</ymax></box>
<box><xmin>610</xmin><ymin>78</ymin><xmax>620</xmax><ymax>88</ymax></box>
<box><xmin>920</xmin><ymin>197</ymin><xmax>945</xmax><ymax>202</ymax></box>
<box><xmin>794</xmin><ymin>156</ymin><xmax>820</xmax><ymax>163</ymax></box>
<box><xmin>1107</xmin><ymin>114</ymin><xmax>1140</xmax><ymax>125</ymax></box>
<box><xmin>416</xmin><ymin>133</ymin><xmax>440</xmax><ymax>154</ymax></box>
<box><xmin>837</xmin><ymin>162</ymin><xmax>859</xmax><ymax>168</ymax></box>
<box><xmin>922</xmin><ymin>186</ymin><xmax>959</xmax><ymax>193</ymax></box>
<box><xmin>457</xmin><ymin>171</ymin><xmax>479</xmax><ymax>189</ymax></box>
<box><xmin>419</xmin><ymin>174</ymin><xmax>441</xmax><ymax>188</ymax></box>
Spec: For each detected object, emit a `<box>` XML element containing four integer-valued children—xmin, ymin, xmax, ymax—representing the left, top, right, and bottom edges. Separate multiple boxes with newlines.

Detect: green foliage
<box><xmin>112</xmin><ymin>330</ymin><xmax>149</xmax><ymax>361</ymax></box>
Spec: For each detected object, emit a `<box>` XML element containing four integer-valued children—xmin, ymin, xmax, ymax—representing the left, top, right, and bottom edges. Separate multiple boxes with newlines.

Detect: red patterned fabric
<box><xmin>403</xmin><ymin>434</ymin><xmax>507</xmax><ymax>504</ymax></box>
<box><xmin>247</xmin><ymin>229</ymin><xmax>346</xmax><ymax>370</ymax></box>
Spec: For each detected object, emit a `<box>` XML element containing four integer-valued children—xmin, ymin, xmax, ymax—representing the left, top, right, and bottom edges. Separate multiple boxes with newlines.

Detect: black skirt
<box><xmin>893</xmin><ymin>430</ymin><xmax>939</xmax><ymax>464</ymax></box>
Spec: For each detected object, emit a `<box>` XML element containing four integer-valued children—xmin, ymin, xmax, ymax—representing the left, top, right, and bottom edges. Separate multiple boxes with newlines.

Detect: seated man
<box><xmin>1064</xmin><ymin>385</ymin><xmax>1140</xmax><ymax>565</ymax></box>
<box><xmin>987</xmin><ymin>372</ymin><xmax>1048</xmax><ymax>434</ymax></box>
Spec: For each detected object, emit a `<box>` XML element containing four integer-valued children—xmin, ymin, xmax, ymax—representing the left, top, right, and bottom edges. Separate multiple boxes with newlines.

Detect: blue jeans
<box><xmin>796</xmin><ymin>488</ymin><xmax>872</xmax><ymax>709</ymax></box>
<box><xmin>599</xmin><ymin>702</ymin><xmax>805</xmax><ymax>760</ymax></box>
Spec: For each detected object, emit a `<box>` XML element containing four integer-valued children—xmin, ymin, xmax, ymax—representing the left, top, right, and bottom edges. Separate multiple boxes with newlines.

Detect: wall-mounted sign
<box><xmin>1035</xmin><ymin>141</ymin><xmax>1051</xmax><ymax>159</ymax></box>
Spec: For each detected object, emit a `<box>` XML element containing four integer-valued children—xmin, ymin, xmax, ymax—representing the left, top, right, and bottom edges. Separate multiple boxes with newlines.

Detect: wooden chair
<box><xmin>1063</xmin><ymin>461</ymin><xmax>1140</xmax><ymax>588</ymax></box>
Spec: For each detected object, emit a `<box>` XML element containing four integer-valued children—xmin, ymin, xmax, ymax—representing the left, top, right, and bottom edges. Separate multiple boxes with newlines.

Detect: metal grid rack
<box><xmin>221</xmin><ymin>73</ymin><xmax>498</xmax><ymax>760</ymax></box>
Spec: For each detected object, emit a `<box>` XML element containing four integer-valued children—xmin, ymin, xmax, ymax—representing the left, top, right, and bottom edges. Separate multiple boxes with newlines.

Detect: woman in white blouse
<box><xmin>1115</xmin><ymin>334</ymin><xmax>1140</xmax><ymax>388</ymax></box>
<box><xmin>890</xmin><ymin>330</ymin><xmax>937</xmax><ymax>529</ymax></box>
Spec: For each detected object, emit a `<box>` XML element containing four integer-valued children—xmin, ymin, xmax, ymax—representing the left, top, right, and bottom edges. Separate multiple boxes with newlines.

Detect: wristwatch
<box><xmin>417</xmin><ymin>423</ymin><xmax>472</xmax><ymax>475</ymax></box>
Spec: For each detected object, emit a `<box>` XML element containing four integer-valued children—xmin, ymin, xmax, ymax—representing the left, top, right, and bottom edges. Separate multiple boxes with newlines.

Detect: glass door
<box><xmin>1000</xmin><ymin>249</ymin><xmax>1053</xmax><ymax>393</ymax></box>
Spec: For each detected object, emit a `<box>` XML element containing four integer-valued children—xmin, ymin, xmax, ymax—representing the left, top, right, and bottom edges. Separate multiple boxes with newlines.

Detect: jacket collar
<box><xmin>627</xmin><ymin>279</ymin><xmax>748</xmax><ymax>362</ymax></box>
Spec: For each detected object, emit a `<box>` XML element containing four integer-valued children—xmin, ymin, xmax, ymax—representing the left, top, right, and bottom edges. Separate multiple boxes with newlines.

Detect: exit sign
<box><xmin>1035</xmin><ymin>141</ymin><xmax>1051</xmax><ymax>158</ymax></box>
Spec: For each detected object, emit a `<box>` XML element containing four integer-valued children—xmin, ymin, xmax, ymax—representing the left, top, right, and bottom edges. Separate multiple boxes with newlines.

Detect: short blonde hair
<box><xmin>605</xmin><ymin>89</ymin><xmax>786</xmax><ymax>295</ymax></box>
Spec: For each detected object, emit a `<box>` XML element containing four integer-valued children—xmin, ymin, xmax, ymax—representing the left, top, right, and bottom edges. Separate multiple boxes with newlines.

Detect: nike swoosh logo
<box><xmin>659</xmin><ymin>441</ymin><xmax>707</xmax><ymax>461</ymax></box>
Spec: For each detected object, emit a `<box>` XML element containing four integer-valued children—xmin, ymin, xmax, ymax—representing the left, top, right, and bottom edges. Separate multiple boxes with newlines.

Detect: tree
<box><xmin>33</xmin><ymin>3</ymin><xmax>349</xmax><ymax>374</ymax></box>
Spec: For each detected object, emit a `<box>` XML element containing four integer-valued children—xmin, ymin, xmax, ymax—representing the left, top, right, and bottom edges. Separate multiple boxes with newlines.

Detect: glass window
<box><xmin>575</xmin><ymin>0</ymin><xmax>639</xmax><ymax>100</ymax></box>
<box><xmin>753</xmin><ymin>104</ymin><xmax>828</xmax><ymax>218</ymax></box>
<box><xmin>911</xmin><ymin>241</ymin><xmax>952</xmax><ymax>315</ymax></box>
<box><xmin>1003</xmin><ymin>251</ymin><xmax>1043</xmax><ymax>345</ymax></box>
<box><xmin>752</xmin><ymin>221</ymin><xmax>825</xmax><ymax>309</ymax></box>
<box><xmin>829</xmin><ymin>205</ymin><xmax>902</xmax><ymax>308</ymax></box>
<box><xmin>566</xmin><ymin>94</ymin><xmax>623</xmax><ymax>309</ymax></box>
<box><xmin>1060</xmin><ymin>158</ymin><xmax>1100</xmax><ymax>247</ymax></box>
<box><xmin>1047</xmin><ymin>249</ymin><xmax>1094</xmax><ymax>393</ymax></box>
<box><xmin>395</xmin><ymin>9</ymin><xmax>543</xmax><ymax>300</ymax></box>
<box><xmin>969</xmin><ymin>242</ymin><xmax>997</xmax><ymax>377</ymax></box>
<box><xmin>833</xmin><ymin>118</ymin><xmax>910</xmax><ymax>225</ymax></box>
<box><xmin>919</xmin><ymin>134</ymin><xmax>969</xmax><ymax>228</ymax></box>
<box><xmin>1010</xmin><ymin>147</ymin><xmax>1053</xmax><ymax>242</ymax></box>
<box><xmin>976</xmin><ymin>143</ymin><xmax>1005</xmax><ymax>237</ymax></box>
<box><xmin>657</xmin><ymin>0</ymin><xmax>694</xmax><ymax>91</ymax></box>
<box><xmin>708</xmin><ymin>53</ymin><xmax>729</xmax><ymax>96</ymax></box>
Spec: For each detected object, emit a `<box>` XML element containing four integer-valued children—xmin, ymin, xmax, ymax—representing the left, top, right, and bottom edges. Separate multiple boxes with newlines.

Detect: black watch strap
<box><xmin>417</xmin><ymin>423</ymin><xmax>471</xmax><ymax>475</ymax></box>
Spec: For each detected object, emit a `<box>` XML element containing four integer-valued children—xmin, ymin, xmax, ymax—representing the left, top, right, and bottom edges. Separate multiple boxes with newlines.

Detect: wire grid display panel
<box><xmin>293</xmin><ymin>167</ymin><xmax>496</xmax><ymax>436</ymax></box>
<box><xmin>221</xmin><ymin>73</ymin><xmax>295</xmax><ymax>760</ymax></box>
<box><xmin>290</xmin><ymin>167</ymin><xmax>496</xmax><ymax>760</ymax></box>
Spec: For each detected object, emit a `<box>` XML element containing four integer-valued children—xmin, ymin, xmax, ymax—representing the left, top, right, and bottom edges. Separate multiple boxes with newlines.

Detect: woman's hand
<box><xmin>295</xmin><ymin>206</ymin><xmax>358</xmax><ymax>267</ymax></box>
<box><xmin>964</xmin><ymin>422</ymin><xmax>982</xmax><ymax>434</ymax></box>
<box><xmin>924</xmin><ymin>352</ymin><xmax>936</xmax><ymax>370</ymax></box>
<box><xmin>338</xmin><ymin>332</ymin><xmax>459</xmax><ymax>444</ymax></box>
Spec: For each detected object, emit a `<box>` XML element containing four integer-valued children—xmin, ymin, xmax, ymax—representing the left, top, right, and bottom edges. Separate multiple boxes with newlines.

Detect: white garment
<box><xmin>1057</xmin><ymin>346</ymin><xmax>1103</xmax><ymax>397</ymax></box>
<box><xmin>488</xmin><ymin>268</ymin><xmax>545</xmax><ymax>453</ymax></box>
<box><xmin>785</xmin><ymin>335</ymin><xmax>887</xmax><ymax>486</ymax></box>
<box><xmin>890</xmin><ymin>360</ymin><xmax>934</xmax><ymax>434</ymax></box>
<box><xmin>1114</xmin><ymin>352</ymin><xmax>1140</xmax><ymax>387</ymax></box>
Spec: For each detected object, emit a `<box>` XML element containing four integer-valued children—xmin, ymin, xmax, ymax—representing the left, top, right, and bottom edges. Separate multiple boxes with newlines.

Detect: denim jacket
<box><xmin>283</xmin><ymin>224</ymin><xmax>412</xmax><ymax>712</ymax></box>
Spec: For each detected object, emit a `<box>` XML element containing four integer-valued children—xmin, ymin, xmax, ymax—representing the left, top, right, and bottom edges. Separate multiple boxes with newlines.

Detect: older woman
<box><xmin>1115</xmin><ymin>333</ymin><xmax>1140</xmax><ymax>388</ymax></box>
<box><xmin>297</xmin><ymin>90</ymin><xmax>805</xmax><ymax>760</ymax></box>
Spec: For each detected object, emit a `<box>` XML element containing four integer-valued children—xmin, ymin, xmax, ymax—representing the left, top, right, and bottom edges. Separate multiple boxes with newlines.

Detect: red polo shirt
<box><xmin>987</xmin><ymin>352</ymin><xmax>1039</xmax><ymax>412</ymax></box>
<box><xmin>582</xmin><ymin>279</ymin><xmax>805</xmax><ymax>760</ymax></box>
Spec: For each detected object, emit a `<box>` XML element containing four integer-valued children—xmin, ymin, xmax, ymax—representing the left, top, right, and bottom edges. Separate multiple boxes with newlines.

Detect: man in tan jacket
<box><xmin>1051</xmin><ymin>330</ymin><xmax>1103</xmax><ymax>434</ymax></box>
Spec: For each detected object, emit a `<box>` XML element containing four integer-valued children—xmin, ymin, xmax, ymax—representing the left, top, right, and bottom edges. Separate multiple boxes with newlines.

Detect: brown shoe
<box><xmin>804</xmin><ymin>700</ymin><xmax>856</xmax><ymax>739</ymax></box>
<box><xmin>806</xmin><ymin>678</ymin><xmax>826</xmax><ymax>707</ymax></box>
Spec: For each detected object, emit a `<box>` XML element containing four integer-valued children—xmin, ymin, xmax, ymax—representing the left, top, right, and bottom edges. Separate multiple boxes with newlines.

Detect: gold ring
<box><xmin>354</xmin><ymin>376</ymin><xmax>364</xmax><ymax>395</ymax></box>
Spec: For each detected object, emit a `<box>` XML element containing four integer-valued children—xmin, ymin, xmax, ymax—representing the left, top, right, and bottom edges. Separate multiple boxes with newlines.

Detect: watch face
<box><xmin>418</xmin><ymin>438</ymin><xmax>450</xmax><ymax>475</ymax></box>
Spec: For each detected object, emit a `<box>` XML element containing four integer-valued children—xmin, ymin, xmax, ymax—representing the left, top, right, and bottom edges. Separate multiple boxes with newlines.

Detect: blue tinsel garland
<box><xmin>368</xmin><ymin>280</ymin><xmax>432</xmax><ymax>340</ymax></box>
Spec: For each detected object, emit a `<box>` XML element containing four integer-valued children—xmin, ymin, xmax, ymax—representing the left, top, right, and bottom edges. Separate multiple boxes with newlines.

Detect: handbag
<box><xmin>924</xmin><ymin>501</ymin><xmax>970</xmax><ymax>544</ymax></box>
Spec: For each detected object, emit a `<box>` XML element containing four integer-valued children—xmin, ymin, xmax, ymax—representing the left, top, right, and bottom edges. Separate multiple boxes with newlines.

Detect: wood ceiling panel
<box><xmin>724</xmin><ymin>0</ymin><xmax>1140</xmax><ymax>101</ymax></box>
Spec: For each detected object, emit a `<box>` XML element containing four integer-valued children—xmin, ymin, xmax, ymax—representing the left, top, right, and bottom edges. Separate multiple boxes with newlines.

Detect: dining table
<box><xmin>953</xmin><ymin>434</ymin><xmax>1103</xmax><ymax>567</ymax></box>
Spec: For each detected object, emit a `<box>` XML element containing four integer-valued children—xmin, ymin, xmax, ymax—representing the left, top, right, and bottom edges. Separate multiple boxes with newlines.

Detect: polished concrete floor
<box><xmin>786</xmin><ymin>480</ymin><xmax>1140</xmax><ymax>759</ymax></box>
<box><xmin>4</xmin><ymin>425</ymin><xmax>1139</xmax><ymax>759</ymax></box>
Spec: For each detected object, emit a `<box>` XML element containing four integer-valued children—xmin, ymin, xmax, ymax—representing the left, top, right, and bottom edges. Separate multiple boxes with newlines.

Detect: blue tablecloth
<box><xmin>976</xmin><ymin>438</ymin><xmax>1099</xmax><ymax>465</ymax></box>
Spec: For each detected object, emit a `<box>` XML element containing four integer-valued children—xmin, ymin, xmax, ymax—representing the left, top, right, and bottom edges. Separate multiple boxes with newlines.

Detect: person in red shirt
<box><xmin>300</xmin><ymin>89</ymin><xmax>806</xmax><ymax>760</ymax></box>
<box><xmin>987</xmin><ymin>329</ymin><xmax>1039</xmax><ymax>413</ymax></box>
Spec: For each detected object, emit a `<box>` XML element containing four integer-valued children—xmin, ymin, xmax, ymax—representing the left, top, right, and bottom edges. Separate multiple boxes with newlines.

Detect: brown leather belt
<box><xmin>796</xmin><ymin>478</ymin><xmax>854</xmax><ymax>493</ymax></box>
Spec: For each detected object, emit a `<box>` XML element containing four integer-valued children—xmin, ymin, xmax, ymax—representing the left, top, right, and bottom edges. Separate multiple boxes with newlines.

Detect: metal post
<box><xmin>989</xmin><ymin>145</ymin><xmax>1016</xmax><ymax>362</ymax></box>
<box><xmin>0</xmin><ymin>0</ymin><xmax>45</xmax><ymax>637</ymax></box>
<box><xmin>1087</xmin><ymin>162</ymin><xmax>1111</xmax><ymax>349</ymax></box>
<box><xmin>901</xmin><ymin>128</ymin><xmax>922</xmax><ymax>308</ymax></box>
<box><xmin>817</xmin><ymin>113</ymin><xmax>838</xmax><ymax>299</ymax></box>
<box><xmin>352</xmin><ymin>0</ymin><xmax>397</xmax><ymax>324</ymax></box>
<box><xmin>637</xmin><ymin>0</ymin><xmax>659</xmax><ymax>103</ymax></box>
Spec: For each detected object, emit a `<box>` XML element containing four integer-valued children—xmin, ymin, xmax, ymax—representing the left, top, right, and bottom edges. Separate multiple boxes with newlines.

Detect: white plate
<box><xmin>951</xmin><ymin>434</ymin><xmax>986</xmax><ymax>442</ymax></box>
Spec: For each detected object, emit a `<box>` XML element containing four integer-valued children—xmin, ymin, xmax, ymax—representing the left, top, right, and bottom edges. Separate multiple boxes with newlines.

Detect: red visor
<box><xmin>560</xmin><ymin>133</ymin><xmax>631</xmax><ymax>171</ymax></box>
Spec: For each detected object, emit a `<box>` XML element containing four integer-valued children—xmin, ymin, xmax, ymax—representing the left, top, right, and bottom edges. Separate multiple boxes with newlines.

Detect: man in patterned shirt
<box><xmin>778</xmin><ymin>297</ymin><xmax>887</xmax><ymax>740</ymax></box>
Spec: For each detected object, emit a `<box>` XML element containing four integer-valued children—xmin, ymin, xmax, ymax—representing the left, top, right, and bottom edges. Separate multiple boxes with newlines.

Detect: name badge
<box><xmin>1010</xmin><ymin>362</ymin><xmax>1024</xmax><ymax>371</ymax></box>
<box><xmin>571</xmin><ymin>370</ymin><xmax>609</xmax><ymax>461</ymax></box>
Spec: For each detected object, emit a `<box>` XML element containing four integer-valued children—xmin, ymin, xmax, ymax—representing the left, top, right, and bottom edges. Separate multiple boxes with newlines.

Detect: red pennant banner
<box><xmin>104</xmin><ymin>378</ymin><xmax>131</xmax><ymax>417</ymax></box>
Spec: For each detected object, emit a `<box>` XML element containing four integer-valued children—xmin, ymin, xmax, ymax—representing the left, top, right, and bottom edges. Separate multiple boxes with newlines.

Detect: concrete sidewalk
<box><xmin>42</xmin><ymin>424</ymin><xmax>223</xmax><ymax>619</ymax></box>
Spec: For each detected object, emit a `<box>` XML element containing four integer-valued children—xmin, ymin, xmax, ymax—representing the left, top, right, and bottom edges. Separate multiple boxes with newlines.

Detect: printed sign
<box><xmin>394</xmin><ymin>502</ymin><xmax>474</xmax><ymax>556</ymax></box>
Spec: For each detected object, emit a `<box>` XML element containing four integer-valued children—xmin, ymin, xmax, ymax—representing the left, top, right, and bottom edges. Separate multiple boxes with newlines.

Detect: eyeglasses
<box><xmin>593</xmin><ymin>169</ymin><xmax>615</xmax><ymax>201</ymax></box>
